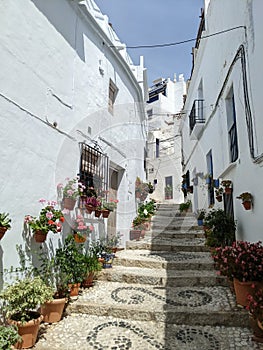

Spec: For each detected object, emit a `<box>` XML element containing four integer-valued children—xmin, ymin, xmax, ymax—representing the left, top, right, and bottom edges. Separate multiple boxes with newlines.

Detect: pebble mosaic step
<box><xmin>97</xmin><ymin>265</ymin><xmax>227</xmax><ymax>287</ymax></box>
<box><xmin>68</xmin><ymin>281</ymin><xmax>247</xmax><ymax>327</ymax></box>
<box><xmin>149</xmin><ymin>230</ymin><xmax>205</xmax><ymax>239</ymax></box>
<box><xmin>113</xmin><ymin>249</ymin><xmax>214</xmax><ymax>270</ymax></box>
<box><xmin>126</xmin><ymin>238</ymin><xmax>210</xmax><ymax>252</ymax></box>
<box><xmin>33</xmin><ymin>314</ymin><xmax>263</xmax><ymax>350</ymax></box>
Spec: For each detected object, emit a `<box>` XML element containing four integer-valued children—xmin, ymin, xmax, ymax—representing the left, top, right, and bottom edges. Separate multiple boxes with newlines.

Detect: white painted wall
<box><xmin>180</xmin><ymin>0</ymin><xmax>263</xmax><ymax>242</ymax></box>
<box><xmin>0</xmin><ymin>0</ymin><xmax>147</xmax><ymax>282</ymax></box>
<box><xmin>146</xmin><ymin>76</ymin><xmax>186</xmax><ymax>203</ymax></box>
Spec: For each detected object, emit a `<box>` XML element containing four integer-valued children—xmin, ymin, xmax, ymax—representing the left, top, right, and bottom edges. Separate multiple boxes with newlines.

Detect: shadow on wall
<box><xmin>32</xmin><ymin>0</ymin><xmax>85</xmax><ymax>62</ymax></box>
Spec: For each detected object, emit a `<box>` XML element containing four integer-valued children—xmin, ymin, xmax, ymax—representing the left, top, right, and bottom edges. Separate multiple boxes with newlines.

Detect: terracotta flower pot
<box><xmin>242</xmin><ymin>201</ymin><xmax>252</xmax><ymax>210</ymax></box>
<box><xmin>225</xmin><ymin>187</ymin><xmax>232</xmax><ymax>194</ymax></box>
<box><xmin>74</xmin><ymin>234</ymin><xmax>86</xmax><ymax>243</ymax></box>
<box><xmin>40</xmin><ymin>298</ymin><xmax>67</xmax><ymax>323</ymax></box>
<box><xmin>94</xmin><ymin>209</ymin><xmax>101</xmax><ymax>218</ymax></box>
<box><xmin>63</xmin><ymin>198</ymin><xmax>76</xmax><ymax>211</ymax></box>
<box><xmin>130</xmin><ymin>229</ymin><xmax>141</xmax><ymax>241</ymax></box>
<box><xmin>82</xmin><ymin>272</ymin><xmax>94</xmax><ymax>288</ymax></box>
<box><xmin>34</xmin><ymin>230</ymin><xmax>47</xmax><ymax>243</ymax></box>
<box><xmin>101</xmin><ymin>209</ymin><xmax>110</xmax><ymax>218</ymax></box>
<box><xmin>9</xmin><ymin>312</ymin><xmax>43</xmax><ymax>349</ymax></box>
<box><xmin>85</xmin><ymin>204</ymin><xmax>95</xmax><ymax>214</ymax></box>
<box><xmin>216</xmin><ymin>195</ymin><xmax>223</xmax><ymax>202</ymax></box>
<box><xmin>233</xmin><ymin>279</ymin><xmax>263</xmax><ymax>307</ymax></box>
<box><xmin>0</xmin><ymin>226</ymin><xmax>7</xmax><ymax>240</ymax></box>
<box><xmin>68</xmin><ymin>283</ymin><xmax>81</xmax><ymax>297</ymax></box>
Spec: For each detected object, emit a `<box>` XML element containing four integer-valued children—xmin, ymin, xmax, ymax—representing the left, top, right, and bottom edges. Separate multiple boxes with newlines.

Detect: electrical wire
<box><xmin>110</xmin><ymin>26</ymin><xmax>246</xmax><ymax>49</ymax></box>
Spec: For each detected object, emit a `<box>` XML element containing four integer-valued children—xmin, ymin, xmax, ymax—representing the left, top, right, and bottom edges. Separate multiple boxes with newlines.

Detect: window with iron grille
<box><xmin>79</xmin><ymin>143</ymin><xmax>109</xmax><ymax>197</ymax></box>
<box><xmin>226</xmin><ymin>87</ymin><xmax>238</xmax><ymax>162</ymax></box>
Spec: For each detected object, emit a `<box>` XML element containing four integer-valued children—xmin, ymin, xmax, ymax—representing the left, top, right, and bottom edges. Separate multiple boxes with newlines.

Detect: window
<box><xmin>165</xmin><ymin>176</ymin><xmax>173</xmax><ymax>199</ymax></box>
<box><xmin>226</xmin><ymin>87</ymin><xmax>238</xmax><ymax>162</ymax></box>
<box><xmin>79</xmin><ymin>143</ymin><xmax>109</xmax><ymax>197</ymax></box>
<box><xmin>156</xmin><ymin>138</ymin><xmax>160</xmax><ymax>158</ymax></box>
<box><xmin>108</xmin><ymin>79</ymin><xmax>118</xmax><ymax>115</ymax></box>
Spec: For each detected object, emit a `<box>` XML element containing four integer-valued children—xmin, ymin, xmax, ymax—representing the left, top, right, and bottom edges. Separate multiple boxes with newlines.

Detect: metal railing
<box><xmin>189</xmin><ymin>99</ymin><xmax>205</xmax><ymax>133</ymax></box>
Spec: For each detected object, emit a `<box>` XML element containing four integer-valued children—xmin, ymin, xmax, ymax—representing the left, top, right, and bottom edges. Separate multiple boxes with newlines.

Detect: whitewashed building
<box><xmin>180</xmin><ymin>0</ymin><xmax>263</xmax><ymax>242</ymax></box>
<box><xmin>0</xmin><ymin>0</ymin><xmax>147</xmax><ymax>279</ymax></box>
<box><xmin>146</xmin><ymin>75</ymin><xmax>186</xmax><ymax>203</ymax></box>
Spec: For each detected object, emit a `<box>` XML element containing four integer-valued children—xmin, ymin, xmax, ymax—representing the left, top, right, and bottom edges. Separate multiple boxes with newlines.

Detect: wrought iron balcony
<box><xmin>189</xmin><ymin>99</ymin><xmax>205</xmax><ymax>139</ymax></box>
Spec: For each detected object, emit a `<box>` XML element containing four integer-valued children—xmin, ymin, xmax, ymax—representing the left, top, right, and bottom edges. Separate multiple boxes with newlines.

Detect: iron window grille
<box><xmin>79</xmin><ymin>143</ymin><xmax>109</xmax><ymax>198</ymax></box>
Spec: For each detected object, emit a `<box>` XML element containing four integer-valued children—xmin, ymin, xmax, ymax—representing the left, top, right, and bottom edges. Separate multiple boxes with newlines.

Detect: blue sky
<box><xmin>95</xmin><ymin>0</ymin><xmax>203</xmax><ymax>85</ymax></box>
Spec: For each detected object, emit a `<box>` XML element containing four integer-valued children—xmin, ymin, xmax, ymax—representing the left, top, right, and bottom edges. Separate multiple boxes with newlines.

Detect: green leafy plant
<box><xmin>24</xmin><ymin>199</ymin><xmax>64</xmax><ymax>235</ymax></box>
<box><xmin>0</xmin><ymin>324</ymin><xmax>22</xmax><ymax>350</ymax></box>
<box><xmin>221</xmin><ymin>180</ymin><xmax>232</xmax><ymax>188</ymax></box>
<box><xmin>54</xmin><ymin>235</ymin><xmax>87</xmax><ymax>284</ymax></box>
<box><xmin>196</xmin><ymin>209</ymin><xmax>206</xmax><ymax>220</ymax></box>
<box><xmin>0</xmin><ymin>276</ymin><xmax>54</xmax><ymax>323</ymax></box>
<box><xmin>236</xmin><ymin>192</ymin><xmax>253</xmax><ymax>202</ymax></box>
<box><xmin>179</xmin><ymin>200</ymin><xmax>191</xmax><ymax>212</ymax></box>
<box><xmin>0</xmin><ymin>212</ymin><xmax>11</xmax><ymax>229</ymax></box>
<box><xmin>101</xmin><ymin>198</ymin><xmax>119</xmax><ymax>211</ymax></box>
<box><xmin>203</xmin><ymin>209</ymin><xmax>236</xmax><ymax>247</ymax></box>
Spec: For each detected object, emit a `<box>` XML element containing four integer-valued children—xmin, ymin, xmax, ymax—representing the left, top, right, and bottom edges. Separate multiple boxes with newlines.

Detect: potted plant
<box><xmin>0</xmin><ymin>212</ymin><xmax>11</xmax><ymax>240</ymax></box>
<box><xmin>82</xmin><ymin>250</ymin><xmax>102</xmax><ymax>288</ymax></box>
<box><xmin>0</xmin><ymin>276</ymin><xmax>54</xmax><ymax>348</ymax></box>
<box><xmin>213</xmin><ymin>241</ymin><xmax>263</xmax><ymax>307</ymax></box>
<box><xmin>130</xmin><ymin>216</ymin><xmax>145</xmax><ymax>240</ymax></box>
<box><xmin>196</xmin><ymin>209</ymin><xmax>206</xmax><ymax>226</ymax></box>
<box><xmin>215</xmin><ymin>187</ymin><xmax>224</xmax><ymax>202</ymax></box>
<box><xmin>90</xmin><ymin>239</ymin><xmax>115</xmax><ymax>269</ymax></box>
<box><xmin>35</xmin><ymin>248</ymin><xmax>70</xmax><ymax>324</ymax></box>
<box><xmin>72</xmin><ymin>214</ymin><xmax>94</xmax><ymax>243</ymax></box>
<box><xmin>85</xmin><ymin>196</ymin><xmax>101</xmax><ymax>215</ymax></box>
<box><xmin>57</xmin><ymin>176</ymin><xmax>85</xmax><ymax>210</ymax></box>
<box><xmin>147</xmin><ymin>182</ymin><xmax>154</xmax><ymax>194</ymax></box>
<box><xmin>230</xmin><ymin>241</ymin><xmax>263</xmax><ymax>307</ymax></box>
<box><xmin>179</xmin><ymin>200</ymin><xmax>191</xmax><ymax>213</ymax></box>
<box><xmin>246</xmin><ymin>287</ymin><xmax>263</xmax><ymax>341</ymax></box>
<box><xmin>221</xmin><ymin>180</ymin><xmax>232</xmax><ymax>194</ymax></box>
<box><xmin>54</xmin><ymin>235</ymin><xmax>87</xmax><ymax>296</ymax></box>
<box><xmin>236</xmin><ymin>192</ymin><xmax>253</xmax><ymax>210</ymax></box>
<box><xmin>101</xmin><ymin>198</ymin><xmax>118</xmax><ymax>218</ymax></box>
<box><xmin>0</xmin><ymin>324</ymin><xmax>22</xmax><ymax>349</ymax></box>
<box><xmin>24</xmin><ymin>199</ymin><xmax>64</xmax><ymax>243</ymax></box>
<box><xmin>203</xmin><ymin>209</ymin><xmax>236</xmax><ymax>247</ymax></box>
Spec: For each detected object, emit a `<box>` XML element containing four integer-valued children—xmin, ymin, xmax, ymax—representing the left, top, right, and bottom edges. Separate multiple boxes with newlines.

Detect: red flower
<box><xmin>59</xmin><ymin>216</ymin><xmax>65</xmax><ymax>222</ymax></box>
<box><xmin>48</xmin><ymin>220</ymin><xmax>55</xmax><ymax>225</ymax></box>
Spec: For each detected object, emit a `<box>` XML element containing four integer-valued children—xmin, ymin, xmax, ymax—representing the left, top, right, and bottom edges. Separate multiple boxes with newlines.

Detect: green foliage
<box><xmin>196</xmin><ymin>209</ymin><xmax>206</xmax><ymax>220</ymax></box>
<box><xmin>179</xmin><ymin>200</ymin><xmax>191</xmax><ymax>212</ymax></box>
<box><xmin>0</xmin><ymin>213</ymin><xmax>11</xmax><ymax>229</ymax></box>
<box><xmin>54</xmin><ymin>235</ymin><xmax>87</xmax><ymax>284</ymax></box>
<box><xmin>0</xmin><ymin>276</ymin><xmax>54</xmax><ymax>323</ymax></box>
<box><xmin>83</xmin><ymin>252</ymin><xmax>102</xmax><ymax>274</ymax></box>
<box><xmin>0</xmin><ymin>325</ymin><xmax>22</xmax><ymax>350</ymax></box>
<box><xmin>137</xmin><ymin>200</ymin><xmax>156</xmax><ymax>219</ymax></box>
<box><xmin>203</xmin><ymin>209</ymin><xmax>236</xmax><ymax>247</ymax></box>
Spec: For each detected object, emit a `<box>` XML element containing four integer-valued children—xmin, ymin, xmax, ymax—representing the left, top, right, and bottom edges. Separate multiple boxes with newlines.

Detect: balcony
<box><xmin>189</xmin><ymin>99</ymin><xmax>205</xmax><ymax>140</ymax></box>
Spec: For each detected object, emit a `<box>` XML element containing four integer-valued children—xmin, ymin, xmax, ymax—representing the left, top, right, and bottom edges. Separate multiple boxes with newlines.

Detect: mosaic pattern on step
<box><xmin>140</xmin><ymin>251</ymin><xmax>209</xmax><ymax>262</ymax></box>
<box><xmin>86</xmin><ymin>321</ymin><xmax>220</xmax><ymax>350</ymax></box>
<box><xmin>86</xmin><ymin>320</ymin><xmax>165</xmax><ymax>349</ymax></box>
<box><xmin>111</xmin><ymin>286</ymin><xmax>212</xmax><ymax>307</ymax></box>
<box><xmin>174</xmin><ymin>328</ymin><xmax>220</xmax><ymax>350</ymax></box>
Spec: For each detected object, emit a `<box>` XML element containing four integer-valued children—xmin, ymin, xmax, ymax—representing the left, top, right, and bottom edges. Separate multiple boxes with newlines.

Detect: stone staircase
<box><xmin>34</xmin><ymin>203</ymin><xmax>263</xmax><ymax>350</ymax></box>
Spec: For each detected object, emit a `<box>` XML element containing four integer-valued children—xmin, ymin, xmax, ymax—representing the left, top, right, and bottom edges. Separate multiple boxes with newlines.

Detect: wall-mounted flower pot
<box><xmin>187</xmin><ymin>186</ymin><xmax>193</xmax><ymax>193</ymax></box>
<box><xmin>63</xmin><ymin>198</ymin><xmax>76</xmax><ymax>211</ymax></box>
<box><xmin>216</xmin><ymin>195</ymin><xmax>223</xmax><ymax>202</ymax></box>
<box><xmin>242</xmin><ymin>201</ymin><xmax>252</xmax><ymax>210</ymax></box>
<box><xmin>34</xmin><ymin>230</ymin><xmax>47</xmax><ymax>243</ymax></box>
<box><xmin>0</xmin><ymin>226</ymin><xmax>7</xmax><ymax>240</ymax></box>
